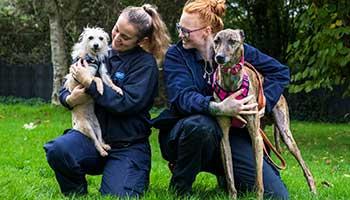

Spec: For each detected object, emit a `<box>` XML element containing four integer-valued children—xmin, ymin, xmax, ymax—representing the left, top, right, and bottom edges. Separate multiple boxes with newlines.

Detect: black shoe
<box><xmin>62</xmin><ymin>184</ymin><xmax>88</xmax><ymax>197</ymax></box>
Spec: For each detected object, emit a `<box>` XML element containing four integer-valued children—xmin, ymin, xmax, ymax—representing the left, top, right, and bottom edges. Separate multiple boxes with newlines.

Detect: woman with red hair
<box><xmin>154</xmin><ymin>0</ymin><xmax>289</xmax><ymax>199</ymax></box>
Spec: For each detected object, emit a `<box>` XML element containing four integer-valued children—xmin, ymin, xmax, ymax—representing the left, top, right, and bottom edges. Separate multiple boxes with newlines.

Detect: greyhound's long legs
<box><xmin>272</xmin><ymin>105</ymin><xmax>317</xmax><ymax>194</ymax></box>
<box><xmin>246</xmin><ymin>112</ymin><xmax>264</xmax><ymax>200</ymax></box>
<box><xmin>273</xmin><ymin>125</ymin><xmax>282</xmax><ymax>153</ymax></box>
<box><xmin>217</xmin><ymin>116</ymin><xmax>237</xmax><ymax>200</ymax></box>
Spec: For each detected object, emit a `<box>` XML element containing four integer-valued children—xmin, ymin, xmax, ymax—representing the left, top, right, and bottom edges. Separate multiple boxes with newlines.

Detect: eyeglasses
<box><xmin>176</xmin><ymin>23</ymin><xmax>207</xmax><ymax>39</ymax></box>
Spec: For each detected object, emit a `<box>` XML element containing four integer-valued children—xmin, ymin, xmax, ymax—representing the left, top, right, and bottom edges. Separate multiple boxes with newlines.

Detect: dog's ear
<box><xmin>78</xmin><ymin>29</ymin><xmax>86</xmax><ymax>43</ymax></box>
<box><xmin>104</xmin><ymin>31</ymin><xmax>110</xmax><ymax>42</ymax></box>
<box><xmin>239</xmin><ymin>29</ymin><xmax>245</xmax><ymax>42</ymax></box>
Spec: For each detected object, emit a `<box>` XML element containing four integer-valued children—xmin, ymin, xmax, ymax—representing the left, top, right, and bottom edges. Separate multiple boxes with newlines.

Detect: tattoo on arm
<box><xmin>209</xmin><ymin>101</ymin><xmax>223</xmax><ymax>116</ymax></box>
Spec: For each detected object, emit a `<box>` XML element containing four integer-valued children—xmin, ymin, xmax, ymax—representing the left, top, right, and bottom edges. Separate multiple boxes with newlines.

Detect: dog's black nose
<box><xmin>215</xmin><ymin>54</ymin><xmax>225</xmax><ymax>64</ymax></box>
<box><xmin>93</xmin><ymin>44</ymin><xmax>99</xmax><ymax>49</ymax></box>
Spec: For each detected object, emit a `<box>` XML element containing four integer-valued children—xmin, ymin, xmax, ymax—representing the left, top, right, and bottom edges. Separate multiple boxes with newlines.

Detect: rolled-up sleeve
<box><xmin>58</xmin><ymin>80</ymin><xmax>73</xmax><ymax>110</ymax></box>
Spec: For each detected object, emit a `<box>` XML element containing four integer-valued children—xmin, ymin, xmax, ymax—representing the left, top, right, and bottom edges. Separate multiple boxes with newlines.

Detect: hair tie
<box><xmin>143</xmin><ymin>6</ymin><xmax>152</xmax><ymax>16</ymax></box>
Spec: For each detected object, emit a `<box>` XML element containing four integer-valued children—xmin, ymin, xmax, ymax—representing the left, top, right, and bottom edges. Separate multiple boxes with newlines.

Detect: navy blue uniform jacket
<box><xmin>60</xmin><ymin>46</ymin><xmax>158</xmax><ymax>144</ymax></box>
<box><xmin>153</xmin><ymin>41</ymin><xmax>290</xmax><ymax>129</ymax></box>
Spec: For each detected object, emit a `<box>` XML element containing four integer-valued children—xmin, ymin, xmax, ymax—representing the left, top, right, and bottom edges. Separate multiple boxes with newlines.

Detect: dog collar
<box><xmin>221</xmin><ymin>56</ymin><xmax>244</xmax><ymax>75</ymax></box>
<box><xmin>84</xmin><ymin>54</ymin><xmax>102</xmax><ymax>68</ymax></box>
<box><xmin>72</xmin><ymin>54</ymin><xmax>103</xmax><ymax>71</ymax></box>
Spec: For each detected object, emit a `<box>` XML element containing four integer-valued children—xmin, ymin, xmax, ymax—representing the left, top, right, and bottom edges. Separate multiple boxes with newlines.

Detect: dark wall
<box><xmin>285</xmin><ymin>88</ymin><xmax>350</xmax><ymax>123</ymax></box>
<box><xmin>0</xmin><ymin>61</ymin><xmax>53</xmax><ymax>101</ymax></box>
<box><xmin>0</xmin><ymin>61</ymin><xmax>349</xmax><ymax>122</ymax></box>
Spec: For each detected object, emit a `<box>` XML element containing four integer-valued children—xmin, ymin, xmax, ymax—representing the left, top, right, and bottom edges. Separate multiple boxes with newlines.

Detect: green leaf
<box><xmin>340</xmin><ymin>59</ymin><xmax>349</xmax><ymax>67</ymax></box>
<box><xmin>288</xmin><ymin>85</ymin><xmax>304</xmax><ymax>93</ymax></box>
<box><xmin>335</xmin><ymin>20</ymin><xmax>343</xmax><ymax>26</ymax></box>
<box><xmin>305</xmin><ymin>81</ymin><xmax>315</xmax><ymax>93</ymax></box>
<box><xmin>305</xmin><ymin>85</ymin><xmax>313</xmax><ymax>93</ymax></box>
<box><xmin>339</xmin><ymin>46</ymin><xmax>349</xmax><ymax>55</ymax></box>
<box><xmin>286</xmin><ymin>44</ymin><xmax>292</xmax><ymax>53</ymax></box>
<box><xmin>335</xmin><ymin>76</ymin><xmax>341</xmax><ymax>84</ymax></box>
<box><xmin>337</xmin><ymin>42</ymin><xmax>343</xmax><ymax>50</ymax></box>
<box><xmin>302</xmin><ymin>68</ymin><xmax>309</xmax><ymax>79</ymax></box>
<box><xmin>330</xmin><ymin>48</ymin><xmax>336</xmax><ymax>57</ymax></box>
<box><xmin>293</xmin><ymin>40</ymin><xmax>300</xmax><ymax>49</ymax></box>
<box><xmin>293</xmin><ymin>72</ymin><xmax>302</xmax><ymax>81</ymax></box>
<box><xmin>307</xmin><ymin>55</ymin><xmax>316</xmax><ymax>66</ymax></box>
<box><xmin>311</xmin><ymin>69</ymin><xmax>319</xmax><ymax>78</ymax></box>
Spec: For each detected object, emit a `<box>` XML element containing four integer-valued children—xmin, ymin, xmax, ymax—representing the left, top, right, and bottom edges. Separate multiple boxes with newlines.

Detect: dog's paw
<box><xmin>94</xmin><ymin>77</ymin><xmax>104</xmax><ymax>95</ymax></box>
<box><xmin>97</xmin><ymin>88</ymin><xmax>104</xmax><ymax>95</ymax></box>
<box><xmin>99</xmin><ymin>150</ymin><xmax>108</xmax><ymax>157</ymax></box>
<box><xmin>102</xmin><ymin>143</ymin><xmax>111</xmax><ymax>151</ymax></box>
<box><xmin>112</xmin><ymin>85</ymin><xmax>123</xmax><ymax>96</ymax></box>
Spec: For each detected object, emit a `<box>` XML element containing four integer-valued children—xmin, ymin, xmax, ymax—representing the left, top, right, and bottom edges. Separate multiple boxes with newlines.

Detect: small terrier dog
<box><xmin>64</xmin><ymin>27</ymin><xmax>123</xmax><ymax>156</ymax></box>
<box><xmin>212</xmin><ymin>29</ymin><xmax>316</xmax><ymax>199</ymax></box>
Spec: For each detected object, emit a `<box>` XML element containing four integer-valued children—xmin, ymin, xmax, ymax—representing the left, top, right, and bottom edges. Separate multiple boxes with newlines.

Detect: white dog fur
<box><xmin>64</xmin><ymin>27</ymin><xmax>123</xmax><ymax>156</ymax></box>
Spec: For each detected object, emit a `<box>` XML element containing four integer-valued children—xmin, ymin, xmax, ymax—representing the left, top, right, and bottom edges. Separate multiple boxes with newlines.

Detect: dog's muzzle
<box><xmin>93</xmin><ymin>44</ymin><xmax>100</xmax><ymax>51</ymax></box>
<box><xmin>215</xmin><ymin>54</ymin><xmax>226</xmax><ymax>64</ymax></box>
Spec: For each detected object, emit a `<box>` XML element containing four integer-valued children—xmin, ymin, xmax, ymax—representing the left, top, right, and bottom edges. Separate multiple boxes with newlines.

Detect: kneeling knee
<box><xmin>181</xmin><ymin>115</ymin><xmax>217</xmax><ymax>141</ymax></box>
<box><xmin>44</xmin><ymin>141</ymin><xmax>68</xmax><ymax>167</ymax></box>
<box><xmin>264</xmin><ymin>183</ymin><xmax>289</xmax><ymax>200</ymax></box>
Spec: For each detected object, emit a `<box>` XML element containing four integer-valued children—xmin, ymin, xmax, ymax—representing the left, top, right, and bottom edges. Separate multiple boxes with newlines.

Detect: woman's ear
<box><xmin>203</xmin><ymin>26</ymin><xmax>212</xmax><ymax>39</ymax></box>
<box><xmin>138</xmin><ymin>37</ymin><xmax>150</xmax><ymax>46</ymax></box>
<box><xmin>137</xmin><ymin>37</ymin><xmax>150</xmax><ymax>52</ymax></box>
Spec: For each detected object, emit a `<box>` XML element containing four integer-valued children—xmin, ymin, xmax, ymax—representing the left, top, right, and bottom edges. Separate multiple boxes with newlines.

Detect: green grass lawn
<box><xmin>0</xmin><ymin>102</ymin><xmax>349</xmax><ymax>200</ymax></box>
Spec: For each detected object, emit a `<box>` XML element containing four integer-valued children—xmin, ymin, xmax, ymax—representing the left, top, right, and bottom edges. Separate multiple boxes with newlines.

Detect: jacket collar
<box><xmin>108</xmin><ymin>45</ymin><xmax>144</xmax><ymax>61</ymax></box>
<box><xmin>175</xmin><ymin>41</ymin><xmax>210</xmax><ymax>65</ymax></box>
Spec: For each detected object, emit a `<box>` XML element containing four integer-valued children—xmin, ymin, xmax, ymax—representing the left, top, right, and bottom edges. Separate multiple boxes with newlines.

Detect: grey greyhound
<box><xmin>212</xmin><ymin>29</ymin><xmax>316</xmax><ymax>199</ymax></box>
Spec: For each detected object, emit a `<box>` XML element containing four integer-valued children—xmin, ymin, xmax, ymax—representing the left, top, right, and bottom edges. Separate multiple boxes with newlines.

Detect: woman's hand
<box><xmin>209</xmin><ymin>89</ymin><xmax>258</xmax><ymax>117</ymax></box>
<box><xmin>71</xmin><ymin>59</ymin><xmax>93</xmax><ymax>88</ymax></box>
<box><xmin>66</xmin><ymin>85</ymin><xmax>91</xmax><ymax>107</ymax></box>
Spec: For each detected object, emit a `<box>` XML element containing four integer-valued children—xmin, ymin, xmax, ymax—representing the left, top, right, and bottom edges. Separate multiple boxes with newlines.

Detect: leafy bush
<box><xmin>0</xmin><ymin>96</ymin><xmax>47</xmax><ymax>105</ymax></box>
<box><xmin>287</xmin><ymin>1</ymin><xmax>350</xmax><ymax>96</ymax></box>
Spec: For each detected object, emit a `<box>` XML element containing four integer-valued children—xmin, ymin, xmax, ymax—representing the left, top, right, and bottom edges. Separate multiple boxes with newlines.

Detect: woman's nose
<box><xmin>178</xmin><ymin>31</ymin><xmax>184</xmax><ymax>39</ymax></box>
<box><xmin>114</xmin><ymin>33</ymin><xmax>122</xmax><ymax>42</ymax></box>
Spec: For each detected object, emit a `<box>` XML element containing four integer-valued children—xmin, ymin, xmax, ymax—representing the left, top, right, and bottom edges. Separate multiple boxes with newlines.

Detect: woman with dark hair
<box><xmin>44</xmin><ymin>4</ymin><xmax>170</xmax><ymax>198</ymax></box>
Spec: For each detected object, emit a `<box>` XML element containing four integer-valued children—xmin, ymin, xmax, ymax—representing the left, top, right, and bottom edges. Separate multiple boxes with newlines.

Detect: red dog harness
<box><xmin>212</xmin><ymin>59</ymin><xmax>287</xmax><ymax>170</ymax></box>
<box><xmin>212</xmin><ymin>57</ymin><xmax>249</xmax><ymax>128</ymax></box>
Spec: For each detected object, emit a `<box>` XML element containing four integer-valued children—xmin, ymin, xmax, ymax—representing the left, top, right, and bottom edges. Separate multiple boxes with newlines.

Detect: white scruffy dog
<box><xmin>64</xmin><ymin>27</ymin><xmax>123</xmax><ymax>156</ymax></box>
<box><xmin>71</xmin><ymin>27</ymin><xmax>123</xmax><ymax>96</ymax></box>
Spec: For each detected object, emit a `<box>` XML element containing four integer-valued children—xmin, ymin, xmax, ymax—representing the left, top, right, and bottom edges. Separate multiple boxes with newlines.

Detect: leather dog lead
<box><xmin>244</xmin><ymin>62</ymin><xmax>265</xmax><ymax>111</ymax></box>
<box><xmin>213</xmin><ymin>60</ymin><xmax>287</xmax><ymax>170</ymax></box>
<box><xmin>259</xmin><ymin>128</ymin><xmax>287</xmax><ymax>170</ymax></box>
<box><xmin>245</xmin><ymin>62</ymin><xmax>287</xmax><ymax>170</ymax></box>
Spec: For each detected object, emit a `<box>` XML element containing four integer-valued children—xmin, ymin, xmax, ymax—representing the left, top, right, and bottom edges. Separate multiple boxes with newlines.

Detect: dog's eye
<box><xmin>88</xmin><ymin>36</ymin><xmax>94</xmax><ymax>40</ymax></box>
<box><xmin>99</xmin><ymin>37</ymin><xmax>104</xmax><ymax>41</ymax></box>
<box><xmin>214</xmin><ymin>38</ymin><xmax>220</xmax><ymax>46</ymax></box>
<box><xmin>228</xmin><ymin>39</ymin><xmax>236</xmax><ymax>45</ymax></box>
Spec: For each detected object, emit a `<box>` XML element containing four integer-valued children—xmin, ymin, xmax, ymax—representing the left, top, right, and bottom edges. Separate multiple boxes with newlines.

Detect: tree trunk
<box><xmin>48</xmin><ymin>6</ymin><xmax>68</xmax><ymax>105</ymax></box>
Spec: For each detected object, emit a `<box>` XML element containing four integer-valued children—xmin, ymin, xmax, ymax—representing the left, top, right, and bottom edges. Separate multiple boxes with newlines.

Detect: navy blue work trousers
<box><xmin>159</xmin><ymin>114</ymin><xmax>289</xmax><ymax>199</ymax></box>
<box><xmin>44</xmin><ymin>129</ymin><xmax>151</xmax><ymax>197</ymax></box>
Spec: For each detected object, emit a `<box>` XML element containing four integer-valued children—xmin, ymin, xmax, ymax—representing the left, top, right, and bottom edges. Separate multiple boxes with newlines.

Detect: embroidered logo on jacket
<box><xmin>114</xmin><ymin>71</ymin><xmax>125</xmax><ymax>80</ymax></box>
